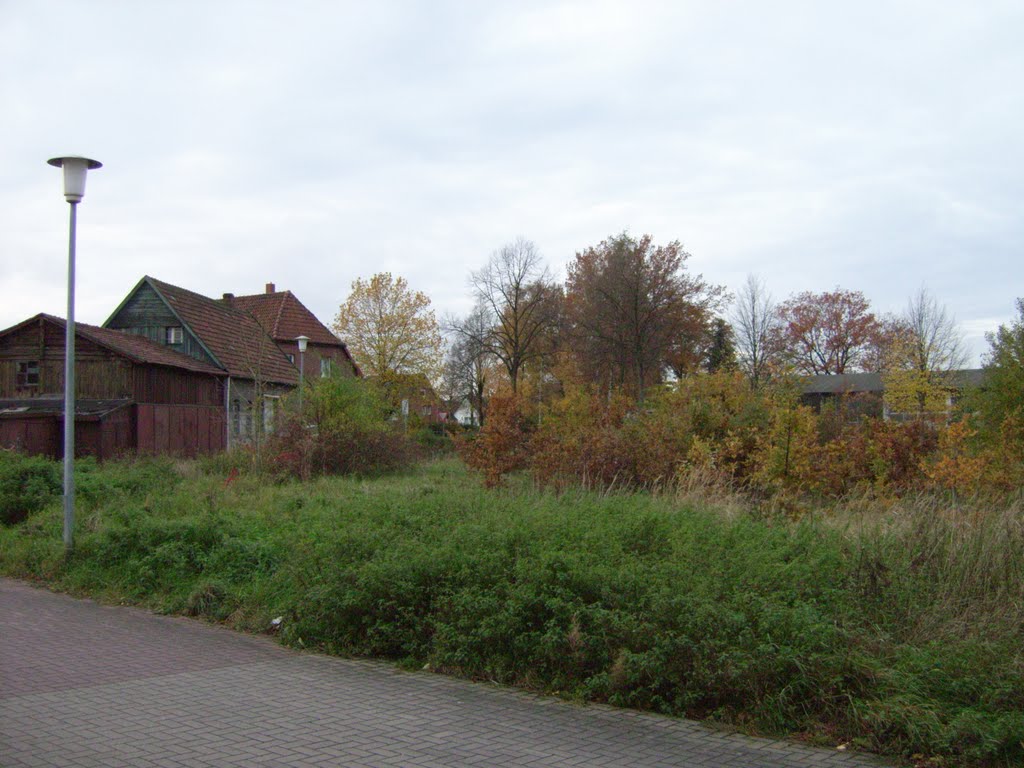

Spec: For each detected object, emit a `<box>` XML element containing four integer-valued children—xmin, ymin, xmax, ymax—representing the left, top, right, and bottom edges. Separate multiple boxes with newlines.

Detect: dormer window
<box><xmin>16</xmin><ymin>361</ymin><xmax>39</xmax><ymax>388</ymax></box>
<box><xmin>166</xmin><ymin>326</ymin><xmax>183</xmax><ymax>345</ymax></box>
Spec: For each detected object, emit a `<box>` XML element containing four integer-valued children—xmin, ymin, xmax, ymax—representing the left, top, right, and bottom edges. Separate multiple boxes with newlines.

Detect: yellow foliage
<box><xmin>923</xmin><ymin>421</ymin><xmax>989</xmax><ymax>496</ymax></box>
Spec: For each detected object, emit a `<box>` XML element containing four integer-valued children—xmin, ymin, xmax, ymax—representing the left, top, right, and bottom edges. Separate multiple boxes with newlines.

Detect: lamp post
<box><xmin>296</xmin><ymin>335</ymin><xmax>309</xmax><ymax>413</ymax></box>
<box><xmin>48</xmin><ymin>155</ymin><xmax>102</xmax><ymax>553</ymax></box>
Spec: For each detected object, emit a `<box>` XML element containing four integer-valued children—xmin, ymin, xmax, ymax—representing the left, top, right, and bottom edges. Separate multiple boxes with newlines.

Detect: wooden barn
<box><xmin>0</xmin><ymin>314</ymin><xmax>227</xmax><ymax>459</ymax></box>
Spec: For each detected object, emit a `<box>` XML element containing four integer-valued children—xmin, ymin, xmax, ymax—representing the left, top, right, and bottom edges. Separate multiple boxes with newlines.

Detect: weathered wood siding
<box><xmin>136</xmin><ymin>404</ymin><xmax>225</xmax><ymax>457</ymax></box>
<box><xmin>0</xmin><ymin>320</ymin><xmax>222</xmax><ymax>405</ymax></box>
<box><xmin>98</xmin><ymin>406</ymin><xmax>134</xmax><ymax>460</ymax></box>
<box><xmin>132</xmin><ymin>366</ymin><xmax>223</xmax><ymax>406</ymax></box>
<box><xmin>0</xmin><ymin>416</ymin><xmax>59</xmax><ymax>458</ymax></box>
<box><xmin>0</xmin><ymin>411</ymin><xmax>133</xmax><ymax>461</ymax></box>
<box><xmin>106</xmin><ymin>282</ymin><xmax>220</xmax><ymax>368</ymax></box>
<box><xmin>0</xmin><ymin>319</ymin><xmax>133</xmax><ymax>399</ymax></box>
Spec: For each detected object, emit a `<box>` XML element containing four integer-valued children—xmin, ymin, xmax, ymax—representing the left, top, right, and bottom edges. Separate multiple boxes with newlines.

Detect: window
<box><xmin>286</xmin><ymin>353</ymin><xmax>295</xmax><ymax>364</ymax></box>
<box><xmin>320</xmin><ymin>358</ymin><xmax>331</xmax><ymax>378</ymax></box>
<box><xmin>16</xmin><ymin>361</ymin><xmax>39</xmax><ymax>388</ymax></box>
<box><xmin>166</xmin><ymin>326</ymin><xmax>183</xmax><ymax>345</ymax></box>
<box><xmin>263</xmin><ymin>396</ymin><xmax>280</xmax><ymax>434</ymax></box>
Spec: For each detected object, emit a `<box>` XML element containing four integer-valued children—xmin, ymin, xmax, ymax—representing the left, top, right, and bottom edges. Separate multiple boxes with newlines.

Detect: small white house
<box><xmin>453</xmin><ymin>398</ymin><xmax>479</xmax><ymax>427</ymax></box>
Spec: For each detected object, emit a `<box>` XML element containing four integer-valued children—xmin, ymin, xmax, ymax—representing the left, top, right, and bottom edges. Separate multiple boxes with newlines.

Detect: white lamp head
<box><xmin>296</xmin><ymin>335</ymin><xmax>310</xmax><ymax>353</ymax></box>
<box><xmin>48</xmin><ymin>156</ymin><xmax>102</xmax><ymax>203</ymax></box>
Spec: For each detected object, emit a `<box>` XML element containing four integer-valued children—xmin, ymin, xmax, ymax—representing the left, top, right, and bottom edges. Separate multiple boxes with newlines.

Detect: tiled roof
<box><xmin>229</xmin><ymin>290</ymin><xmax>340</xmax><ymax>345</ymax></box>
<box><xmin>145</xmin><ymin>278</ymin><xmax>298</xmax><ymax>385</ymax></box>
<box><xmin>229</xmin><ymin>289</ymin><xmax>359</xmax><ymax>372</ymax></box>
<box><xmin>0</xmin><ymin>314</ymin><xmax>225</xmax><ymax>376</ymax></box>
<box><xmin>52</xmin><ymin>315</ymin><xmax>226</xmax><ymax>375</ymax></box>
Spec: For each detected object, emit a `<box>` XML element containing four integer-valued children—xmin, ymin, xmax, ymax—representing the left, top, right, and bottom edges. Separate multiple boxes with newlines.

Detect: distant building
<box><xmin>800</xmin><ymin>369</ymin><xmax>986</xmax><ymax>421</ymax></box>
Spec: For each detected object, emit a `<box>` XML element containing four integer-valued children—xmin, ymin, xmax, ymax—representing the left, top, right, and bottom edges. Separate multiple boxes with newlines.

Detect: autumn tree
<box><xmin>861</xmin><ymin>313</ymin><xmax>912</xmax><ymax>373</ymax></box>
<box><xmin>332</xmin><ymin>272</ymin><xmax>443</xmax><ymax>391</ymax></box>
<box><xmin>731</xmin><ymin>274</ymin><xmax>779</xmax><ymax>387</ymax></box>
<box><xmin>883</xmin><ymin>288</ymin><xmax>968</xmax><ymax>416</ymax></box>
<box><xmin>565</xmin><ymin>232</ymin><xmax>725</xmax><ymax>399</ymax></box>
<box><xmin>974</xmin><ymin>297</ymin><xmax>1024</xmax><ymax>430</ymax></box>
<box><xmin>775</xmin><ymin>288</ymin><xmax>881</xmax><ymax>375</ymax></box>
<box><xmin>464</xmin><ymin>238</ymin><xmax>560</xmax><ymax>394</ymax></box>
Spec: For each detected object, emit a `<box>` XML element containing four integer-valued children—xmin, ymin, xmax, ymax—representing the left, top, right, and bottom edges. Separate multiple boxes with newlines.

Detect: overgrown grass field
<box><xmin>1</xmin><ymin>453</ymin><xmax>1022</xmax><ymax>767</ymax></box>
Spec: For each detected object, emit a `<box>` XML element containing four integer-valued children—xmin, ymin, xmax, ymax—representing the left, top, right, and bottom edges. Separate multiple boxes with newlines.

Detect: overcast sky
<box><xmin>2</xmin><ymin>1</ymin><xmax>1021</xmax><ymax>365</ymax></box>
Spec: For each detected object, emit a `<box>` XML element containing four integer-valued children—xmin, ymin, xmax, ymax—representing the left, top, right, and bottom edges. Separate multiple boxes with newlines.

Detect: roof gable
<box><xmin>106</xmin><ymin>277</ymin><xmax>298</xmax><ymax>385</ymax></box>
<box><xmin>229</xmin><ymin>289</ymin><xmax>359</xmax><ymax>373</ymax></box>
<box><xmin>228</xmin><ymin>290</ymin><xmax>339</xmax><ymax>345</ymax></box>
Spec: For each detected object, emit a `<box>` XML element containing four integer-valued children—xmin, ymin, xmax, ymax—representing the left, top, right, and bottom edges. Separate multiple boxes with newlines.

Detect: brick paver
<box><xmin>0</xmin><ymin>578</ymin><xmax>891</xmax><ymax>767</ymax></box>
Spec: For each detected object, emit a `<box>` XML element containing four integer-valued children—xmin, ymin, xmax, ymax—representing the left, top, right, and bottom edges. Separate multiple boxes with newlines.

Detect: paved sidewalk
<box><xmin>0</xmin><ymin>578</ymin><xmax>890</xmax><ymax>767</ymax></box>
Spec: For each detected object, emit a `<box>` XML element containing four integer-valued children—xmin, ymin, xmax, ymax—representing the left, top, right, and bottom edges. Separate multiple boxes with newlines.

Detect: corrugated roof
<box><xmin>145</xmin><ymin>278</ymin><xmax>298</xmax><ymax>385</ymax></box>
<box><xmin>0</xmin><ymin>397</ymin><xmax>132</xmax><ymax>419</ymax></box>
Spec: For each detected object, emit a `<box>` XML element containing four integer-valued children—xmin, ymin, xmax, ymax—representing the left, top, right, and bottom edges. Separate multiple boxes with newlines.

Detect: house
<box><xmin>800</xmin><ymin>373</ymin><xmax>885</xmax><ymax>419</ymax></box>
<box><xmin>0</xmin><ymin>314</ymin><xmax>226</xmax><ymax>458</ymax></box>
<box><xmin>801</xmin><ymin>369</ymin><xmax>986</xmax><ymax>421</ymax></box>
<box><xmin>382</xmin><ymin>373</ymin><xmax>446</xmax><ymax>425</ymax></box>
<box><xmin>226</xmin><ymin>283</ymin><xmax>360</xmax><ymax>381</ymax></box>
<box><xmin>104</xmin><ymin>276</ymin><xmax>298</xmax><ymax>446</ymax></box>
<box><xmin>451</xmin><ymin>397</ymin><xmax>480</xmax><ymax>427</ymax></box>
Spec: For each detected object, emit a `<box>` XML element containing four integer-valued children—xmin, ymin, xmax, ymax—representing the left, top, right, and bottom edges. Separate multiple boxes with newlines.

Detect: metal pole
<box><xmin>63</xmin><ymin>201</ymin><xmax>77</xmax><ymax>553</ymax></box>
<box><xmin>298</xmin><ymin>350</ymin><xmax>304</xmax><ymax>412</ymax></box>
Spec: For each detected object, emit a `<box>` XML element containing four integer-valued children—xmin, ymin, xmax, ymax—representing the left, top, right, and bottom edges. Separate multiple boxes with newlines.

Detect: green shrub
<box><xmin>0</xmin><ymin>451</ymin><xmax>61</xmax><ymax>525</ymax></box>
<box><xmin>267</xmin><ymin>377</ymin><xmax>417</xmax><ymax>478</ymax></box>
<box><xmin>2</xmin><ymin>456</ymin><xmax>1022</xmax><ymax>766</ymax></box>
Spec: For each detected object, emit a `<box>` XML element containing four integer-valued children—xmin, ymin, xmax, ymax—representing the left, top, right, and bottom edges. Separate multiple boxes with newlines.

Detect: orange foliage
<box><xmin>456</xmin><ymin>373</ymin><xmax>1009</xmax><ymax>503</ymax></box>
<box><xmin>454</xmin><ymin>395</ymin><xmax>533</xmax><ymax>488</ymax></box>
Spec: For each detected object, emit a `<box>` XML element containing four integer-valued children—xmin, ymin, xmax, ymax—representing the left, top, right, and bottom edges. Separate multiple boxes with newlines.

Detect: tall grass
<box><xmin>1</xmin><ymin>454</ymin><xmax>1021</xmax><ymax>766</ymax></box>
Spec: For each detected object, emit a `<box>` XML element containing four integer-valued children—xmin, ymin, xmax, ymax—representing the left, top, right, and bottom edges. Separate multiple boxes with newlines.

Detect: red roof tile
<box><xmin>145</xmin><ymin>278</ymin><xmax>298</xmax><ymax>385</ymax></box>
<box><xmin>229</xmin><ymin>290</ymin><xmax>358</xmax><ymax>370</ymax></box>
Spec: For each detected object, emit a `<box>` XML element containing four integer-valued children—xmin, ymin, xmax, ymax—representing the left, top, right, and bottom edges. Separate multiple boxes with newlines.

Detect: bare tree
<box><xmin>884</xmin><ymin>286</ymin><xmax>968</xmax><ymax>415</ymax></box>
<box><xmin>468</xmin><ymin>238</ymin><xmax>559</xmax><ymax>394</ymax></box>
<box><xmin>442</xmin><ymin>302</ymin><xmax>493</xmax><ymax>425</ymax></box>
<box><xmin>903</xmin><ymin>286</ymin><xmax>967</xmax><ymax>375</ymax></box>
<box><xmin>731</xmin><ymin>274</ymin><xmax>778</xmax><ymax>387</ymax></box>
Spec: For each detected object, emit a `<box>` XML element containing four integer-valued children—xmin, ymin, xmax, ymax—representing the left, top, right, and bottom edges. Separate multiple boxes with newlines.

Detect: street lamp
<box><xmin>48</xmin><ymin>155</ymin><xmax>102</xmax><ymax>553</ymax></box>
<box><xmin>295</xmin><ymin>335</ymin><xmax>309</xmax><ymax>412</ymax></box>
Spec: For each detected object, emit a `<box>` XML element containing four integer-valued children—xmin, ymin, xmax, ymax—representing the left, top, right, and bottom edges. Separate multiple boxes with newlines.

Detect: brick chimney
<box><xmin>266</xmin><ymin>282</ymin><xmax>276</xmax><ymax>294</ymax></box>
<box><xmin>222</xmin><ymin>293</ymin><xmax>234</xmax><ymax>303</ymax></box>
